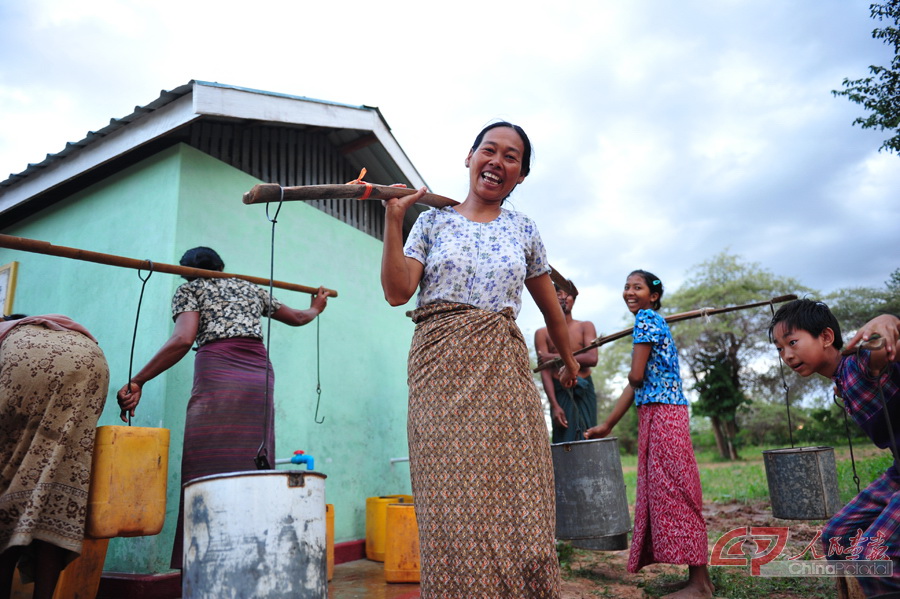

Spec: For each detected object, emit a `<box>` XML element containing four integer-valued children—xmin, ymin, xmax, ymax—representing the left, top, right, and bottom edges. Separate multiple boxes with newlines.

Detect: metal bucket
<box><xmin>551</xmin><ymin>438</ymin><xmax>631</xmax><ymax>549</ymax></box>
<box><xmin>183</xmin><ymin>470</ymin><xmax>327</xmax><ymax>599</ymax></box>
<box><xmin>763</xmin><ymin>446</ymin><xmax>841</xmax><ymax>520</ymax></box>
<box><xmin>571</xmin><ymin>533</ymin><xmax>628</xmax><ymax>551</ymax></box>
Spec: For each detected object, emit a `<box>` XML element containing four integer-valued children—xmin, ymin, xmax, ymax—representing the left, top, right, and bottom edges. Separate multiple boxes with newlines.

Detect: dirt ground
<box><xmin>558</xmin><ymin>499</ymin><xmax>836</xmax><ymax>599</ymax></box>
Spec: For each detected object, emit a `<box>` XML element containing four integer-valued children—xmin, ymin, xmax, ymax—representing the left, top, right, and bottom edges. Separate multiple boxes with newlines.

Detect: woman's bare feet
<box><xmin>661</xmin><ymin>565</ymin><xmax>714</xmax><ymax>599</ymax></box>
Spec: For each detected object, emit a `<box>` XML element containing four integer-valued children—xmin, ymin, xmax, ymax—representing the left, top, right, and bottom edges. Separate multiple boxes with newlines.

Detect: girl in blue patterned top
<box><xmin>586</xmin><ymin>270</ymin><xmax>712</xmax><ymax>599</ymax></box>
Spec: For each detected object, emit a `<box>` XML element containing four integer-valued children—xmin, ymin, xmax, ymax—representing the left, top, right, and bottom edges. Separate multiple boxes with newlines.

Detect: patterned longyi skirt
<box><xmin>407</xmin><ymin>302</ymin><xmax>560</xmax><ymax>599</ymax></box>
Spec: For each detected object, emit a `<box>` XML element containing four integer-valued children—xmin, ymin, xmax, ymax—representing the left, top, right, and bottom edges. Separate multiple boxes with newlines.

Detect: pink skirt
<box><xmin>628</xmin><ymin>403</ymin><xmax>708</xmax><ymax>572</ymax></box>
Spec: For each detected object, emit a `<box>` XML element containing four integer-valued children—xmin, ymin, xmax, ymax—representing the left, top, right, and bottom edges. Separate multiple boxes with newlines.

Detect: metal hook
<box><xmin>314</xmin><ymin>385</ymin><xmax>325</xmax><ymax>424</ymax></box>
<box><xmin>124</xmin><ymin>260</ymin><xmax>155</xmax><ymax>426</ymax></box>
<box><xmin>137</xmin><ymin>260</ymin><xmax>154</xmax><ymax>282</ymax></box>
<box><xmin>313</xmin><ymin>316</ymin><xmax>325</xmax><ymax>424</ymax></box>
<box><xmin>265</xmin><ymin>185</ymin><xmax>285</xmax><ymax>223</ymax></box>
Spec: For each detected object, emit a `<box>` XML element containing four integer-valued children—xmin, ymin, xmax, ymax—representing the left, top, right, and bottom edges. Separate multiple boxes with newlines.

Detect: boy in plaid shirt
<box><xmin>769</xmin><ymin>299</ymin><xmax>900</xmax><ymax>597</ymax></box>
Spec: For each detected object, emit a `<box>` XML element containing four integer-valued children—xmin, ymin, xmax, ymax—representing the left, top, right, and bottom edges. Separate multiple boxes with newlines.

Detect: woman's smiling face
<box><xmin>623</xmin><ymin>274</ymin><xmax>659</xmax><ymax>314</ymax></box>
<box><xmin>465</xmin><ymin>126</ymin><xmax>526</xmax><ymax>202</ymax></box>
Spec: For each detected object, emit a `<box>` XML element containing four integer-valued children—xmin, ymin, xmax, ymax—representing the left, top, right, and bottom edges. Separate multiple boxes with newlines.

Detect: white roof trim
<box><xmin>0</xmin><ymin>81</ymin><xmax>425</xmax><ymax>217</ymax></box>
<box><xmin>192</xmin><ymin>84</ymin><xmax>425</xmax><ymax>188</ymax></box>
<box><xmin>0</xmin><ymin>94</ymin><xmax>198</xmax><ymax>216</ymax></box>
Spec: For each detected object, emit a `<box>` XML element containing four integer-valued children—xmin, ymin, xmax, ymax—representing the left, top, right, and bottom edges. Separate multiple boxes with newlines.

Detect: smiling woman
<box><xmin>464</xmin><ymin>122</ymin><xmax>532</xmax><ymax>206</ymax></box>
<box><xmin>379</xmin><ymin>121</ymin><xmax>580</xmax><ymax>598</ymax></box>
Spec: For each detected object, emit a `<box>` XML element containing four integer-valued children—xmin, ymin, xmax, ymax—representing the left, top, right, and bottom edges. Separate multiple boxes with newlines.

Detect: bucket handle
<box><xmin>123</xmin><ymin>261</ymin><xmax>154</xmax><ymax>426</ymax></box>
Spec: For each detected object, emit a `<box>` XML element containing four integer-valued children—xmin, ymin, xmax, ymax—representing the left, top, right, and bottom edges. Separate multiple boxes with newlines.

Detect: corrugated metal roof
<box><xmin>0</xmin><ymin>80</ymin><xmax>431</xmax><ymax>236</ymax></box>
<box><xmin>1</xmin><ymin>82</ymin><xmax>191</xmax><ymax>187</ymax></box>
<box><xmin>1</xmin><ymin>80</ymin><xmax>380</xmax><ymax>188</ymax></box>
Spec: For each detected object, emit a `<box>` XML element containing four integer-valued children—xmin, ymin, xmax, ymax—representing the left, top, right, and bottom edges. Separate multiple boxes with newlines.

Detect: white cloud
<box><xmin>0</xmin><ymin>0</ymin><xmax>897</xmax><ymax>336</ymax></box>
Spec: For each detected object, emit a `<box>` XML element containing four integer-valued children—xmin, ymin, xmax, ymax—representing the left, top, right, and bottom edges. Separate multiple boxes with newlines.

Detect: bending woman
<box><xmin>381</xmin><ymin>122</ymin><xmax>580</xmax><ymax>598</ymax></box>
<box><xmin>0</xmin><ymin>314</ymin><xmax>110</xmax><ymax>599</ymax></box>
<box><xmin>116</xmin><ymin>246</ymin><xmax>328</xmax><ymax>569</ymax></box>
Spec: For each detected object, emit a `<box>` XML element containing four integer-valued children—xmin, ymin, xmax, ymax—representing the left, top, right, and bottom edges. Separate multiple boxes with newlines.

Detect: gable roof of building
<box><xmin>0</xmin><ymin>80</ymin><xmax>429</xmax><ymax>231</ymax></box>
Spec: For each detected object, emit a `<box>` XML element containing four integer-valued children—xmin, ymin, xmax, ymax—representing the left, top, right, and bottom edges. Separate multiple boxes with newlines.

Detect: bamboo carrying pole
<box><xmin>0</xmin><ymin>234</ymin><xmax>338</xmax><ymax>297</ymax></box>
<box><xmin>535</xmin><ymin>293</ymin><xmax>798</xmax><ymax>372</ymax></box>
<box><xmin>243</xmin><ymin>183</ymin><xmax>459</xmax><ymax>209</ymax></box>
<box><xmin>548</xmin><ymin>265</ymin><xmax>577</xmax><ymax>298</ymax></box>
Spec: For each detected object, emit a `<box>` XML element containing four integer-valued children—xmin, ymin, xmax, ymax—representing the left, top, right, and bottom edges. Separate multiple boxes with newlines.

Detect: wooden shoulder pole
<box><xmin>0</xmin><ymin>234</ymin><xmax>337</xmax><ymax>297</ymax></box>
<box><xmin>242</xmin><ymin>183</ymin><xmax>459</xmax><ymax>208</ymax></box>
<box><xmin>535</xmin><ymin>294</ymin><xmax>798</xmax><ymax>372</ymax></box>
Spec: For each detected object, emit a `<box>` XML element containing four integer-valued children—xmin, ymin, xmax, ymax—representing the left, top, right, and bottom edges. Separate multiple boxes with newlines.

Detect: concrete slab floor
<box><xmin>329</xmin><ymin>559</ymin><xmax>420</xmax><ymax>599</ymax></box>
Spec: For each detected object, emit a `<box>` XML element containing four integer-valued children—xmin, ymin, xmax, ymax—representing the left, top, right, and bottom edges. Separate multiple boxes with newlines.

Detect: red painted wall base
<box><xmin>97</xmin><ymin>539</ymin><xmax>367</xmax><ymax>599</ymax></box>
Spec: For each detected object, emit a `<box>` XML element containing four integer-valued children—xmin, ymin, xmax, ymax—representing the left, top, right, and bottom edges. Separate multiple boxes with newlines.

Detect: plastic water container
<box><xmin>86</xmin><ymin>425</ymin><xmax>170</xmax><ymax>538</ymax></box>
<box><xmin>10</xmin><ymin>537</ymin><xmax>109</xmax><ymax>599</ymax></box>
<box><xmin>365</xmin><ymin>494</ymin><xmax>413</xmax><ymax>561</ymax></box>
<box><xmin>384</xmin><ymin>503</ymin><xmax>420</xmax><ymax>583</ymax></box>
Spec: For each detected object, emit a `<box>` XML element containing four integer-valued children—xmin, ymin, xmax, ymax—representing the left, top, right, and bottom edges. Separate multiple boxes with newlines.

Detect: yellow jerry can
<box><xmin>365</xmin><ymin>495</ymin><xmax>412</xmax><ymax>562</ymax></box>
<box><xmin>11</xmin><ymin>537</ymin><xmax>110</xmax><ymax>599</ymax></box>
<box><xmin>384</xmin><ymin>503</ymin><xmax>420</xmax><ymax>583</ymax></box>
<box><xmin>86</xmin><ymin>425</ymin><xmax>170</xmax><ymax>538</ymax></box>
<box><xmin>326</xmin><ymin>503</ymin><xmax>334</xmax><ymax>581</ymax></box>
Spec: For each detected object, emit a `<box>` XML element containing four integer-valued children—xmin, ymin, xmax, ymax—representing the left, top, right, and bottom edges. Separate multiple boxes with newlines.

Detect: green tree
<box><xmin>826</xmin><ymin>267</ymin><xmax>900</xmax><ymax>330</ymax></box>
<box><xmin>691</xmin><ymin>351</ymin><xmax>748</xmax><ymax>459</ymax></box>
<box><xmin>666</xmin><ymin>252</ymin><xmax>811</xmax><ymax>460</ymax></box>
<box><xmin>745</xmin><ymin>268</ymin><xmax>900</xmax><ymax>413</ymax></box>
<box><xmin>832</xmin><ymin>1</ymin><xmax>900</xmax><ymax>154</ymax></box>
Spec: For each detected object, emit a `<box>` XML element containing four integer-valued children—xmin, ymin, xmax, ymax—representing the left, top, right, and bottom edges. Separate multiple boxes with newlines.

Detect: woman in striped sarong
<box><xmin>0</xmin><ymin>314</ymin><xmax>109</xmax><ymax>599</ymax></box>
<box><xmin>381</xmin><ymin>122</ymin><xmax>580</xmax><ymax>598</ymax></box>
<box><xmin>115</xmin><ymin>247</ymin><xmax>328</xmax><ymax>569</ymax></box>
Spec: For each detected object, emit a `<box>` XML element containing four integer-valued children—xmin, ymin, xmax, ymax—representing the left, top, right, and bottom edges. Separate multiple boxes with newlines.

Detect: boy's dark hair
<box><xmin>628</xmin><ymin>270</ymin><xmax>664</xmax><ymax>310</ymax></box>
<box><xmin>767</xmin><ymin>298</ymin><xmax>844</xmax><ymax>350</ymax></box>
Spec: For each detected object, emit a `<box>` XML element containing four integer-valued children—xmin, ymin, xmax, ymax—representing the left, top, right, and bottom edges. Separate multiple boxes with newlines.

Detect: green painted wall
<box><xmin>0</xmin><ymin>144</ymin><xmax>415</xmax><ymax>574</ymax></box>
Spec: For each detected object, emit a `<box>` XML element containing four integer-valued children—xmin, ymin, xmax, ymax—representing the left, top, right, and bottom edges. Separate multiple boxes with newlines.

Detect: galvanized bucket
<box><xmin>551</xmin><ymin>437</ymin><xmax>631</xmax><ymax>549</ymax></box>
<box><xmin>183</xmin><ymin>470</ymin><xmax>327</xmax><ymax>599</ymax></box>
<box><xmin>571</xmin><ymin>533</ymin><xmax>628</xmax><ymax>551</ymax></box>
<box><xmin>763</xmin><ymin>446</ymin><xmax>841</xmax><ymax>520</ymax></box>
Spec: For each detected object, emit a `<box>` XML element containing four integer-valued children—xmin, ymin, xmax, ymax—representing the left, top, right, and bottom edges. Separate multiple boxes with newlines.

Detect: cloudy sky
<box><xmin>1</xmin><ymin>0</ymin><xmax>897</xmax><ymax>339</ymax></box>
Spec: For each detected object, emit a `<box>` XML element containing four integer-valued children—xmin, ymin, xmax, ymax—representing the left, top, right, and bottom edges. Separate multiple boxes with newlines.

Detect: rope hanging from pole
<box><xmin>835</xmin><ymin>334</ymin><xmax>896</xmax><ymax>495</ymax></box>
<box><xmin>123</xmin><ymin>261</ymin><xmax>154</xmax><ymax>426</ymax></box>
<box><xmin>255</xmin><ymin>187</ymin><xmax>285</xmax><ymax>470</ymax></box>
<box><xmin>769</xmin><ymin>300</ymin><xmax>796</xmax><ymax>449</ymax></box>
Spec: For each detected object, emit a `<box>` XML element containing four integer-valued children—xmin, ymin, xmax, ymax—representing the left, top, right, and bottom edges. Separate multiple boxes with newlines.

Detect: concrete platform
<box><xmin>329</xmin><ymin>559</ymin><xmax>420</xmax><ymax>599</ymax></box>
